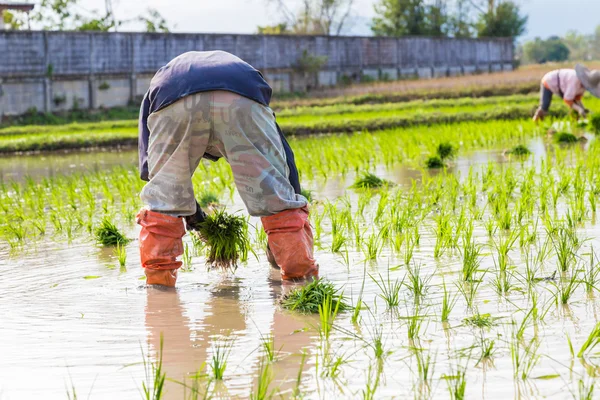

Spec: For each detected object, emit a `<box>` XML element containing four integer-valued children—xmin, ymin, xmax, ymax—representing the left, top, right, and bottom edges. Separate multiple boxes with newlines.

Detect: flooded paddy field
<box><xmin>2</xmin><ymin>118</ymin><xmax>600</xmax><ymax>399</ymax></box>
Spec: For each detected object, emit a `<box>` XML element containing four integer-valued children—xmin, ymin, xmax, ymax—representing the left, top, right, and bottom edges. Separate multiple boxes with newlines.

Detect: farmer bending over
<box><xmin>533</xmin><ymin>64</ymin><xmax>600</xmax><ymax>122</ymax></box>
<box><xmin>136</xmin><ymin>51</ymin><xmax>318</xmax><ymax>287</ymax></box>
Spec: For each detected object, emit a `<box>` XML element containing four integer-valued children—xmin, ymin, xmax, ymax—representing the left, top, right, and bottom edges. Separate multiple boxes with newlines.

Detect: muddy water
<box><xmin>1</xmin><ymin>136</ymin><xmax>599</xmax><ymax>399</ymax></box>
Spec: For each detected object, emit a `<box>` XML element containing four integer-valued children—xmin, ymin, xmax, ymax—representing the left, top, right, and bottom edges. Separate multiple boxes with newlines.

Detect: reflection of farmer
<box><xmin>533</xmin><ymin>64</ymin><xmax>600</xmax><ymax>122</ymax></box>
<box><xmin>136</xmin><ymin>51</ymin><xmax>318</xmax><ymax>287</ymax></box>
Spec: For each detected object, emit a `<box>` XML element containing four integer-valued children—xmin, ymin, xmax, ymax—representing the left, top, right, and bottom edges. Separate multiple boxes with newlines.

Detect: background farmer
<box><xmin>533</xmin><ymin>64</ymin><xmax>600</xmax><ymax>122</ymax></box>
<box><xmin>136</xmin><ymin>50</ymin><xmax>318</xmax><ymax>287</ymax></box>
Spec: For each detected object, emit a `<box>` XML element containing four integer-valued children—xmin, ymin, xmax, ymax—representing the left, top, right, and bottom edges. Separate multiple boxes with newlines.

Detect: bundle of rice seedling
<box><xmin>590</xmin><ymin>114</ymin><xmax>600</xmax><ymax>134</ymax></box>
<box><xmin>95</xmin><ymin>217</ymin><xmax>129</xmax><ymax>246</ymax></box>
<box><xmin>556</xmin><ymin>132</ymin><xmax>579</xmax><ymax>143</ymax></box>
<box><xmin>351</xmin><ymin>172</ymin><xmax>389</xmax><ymax>189</ymax></box>
<box><xmin>426</xmin><ymin>156</ymin><xmax>445</xmax><ymax>169</ymax></box>
<box><xmin>199</xmin><ymin>192</ymin><xmax>220</xmax><ymax>208</ymax></box>
<box><xmin>300</xmin><ymin>188</ymin><xmax>314</xmax><ymax>203</ymax></box>
<box><xmin>195</xmin><ymin>209</ymin><xmax>249</xmax><ymax>270</ymax></box>
<box><xmin>506</xmin><ymin>144</ymin><xmax>531</xmax><ymax>156</ymax></box>
<box><xmin>281</xmin><ymin>279</ymin><xmax>351</xmax><ymax>314</ymax></box>
<box><xmin>436</xmin><ymin>142</ymin><xmax>457</xmax><ymax>160</ymax></box>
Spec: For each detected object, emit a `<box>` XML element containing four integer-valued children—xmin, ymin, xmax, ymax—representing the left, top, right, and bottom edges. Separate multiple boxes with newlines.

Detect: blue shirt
<box><xmin>138</xmin><ymin>50</ymin><xmax>273</xmax><ymax>181</ymax></box>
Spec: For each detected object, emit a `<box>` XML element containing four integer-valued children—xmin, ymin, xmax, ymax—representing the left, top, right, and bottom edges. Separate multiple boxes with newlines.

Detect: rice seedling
<box><xmin>444</xmin><ymin>359</ymin><xmax>467</xmax><ymax>400</ymax></box>
<box><xmin>556</xmin><ymin>132</ymin><xmax>579</xmax><ymax>144</ymax></box>
<box><xmin>574</xmin><ymin>378</ymin><xmax>596</xmax><ymax>400</ymax></box>
<box><xmin>199</xmin><ymin>192</ymin><xmax>219</xmax><ymax>208</ymax></box>
<box><xmin>426</xmin><ymin>156</ymin><xmax>445</xmax><ymax>169</ymax></box>
<box><xmin>583</xmin><ymin>249</ymin><xmax>600</xmax><ymax>293</ymax></box>
<box><xmin>463</xmin><ymin>313</ymin><xmax>498</xmax><ymax>329</ymax></box>
<box><xmin>405</xmin><ymin>263</ymin><xmax>431</xmax><ymax>305</ymax></box>
<box><xmin>141</xmin><ymin>335</ymin><xmax>166</xmax><ymax>400</ymax></box>
<box><xmin>370</xmin><ymin>272</ymin><xmax>403</xmax><ymax>309</ymax></box>
<box><xmin>552</xmin><ymin>271</ymin><xmax>581</xmax><ymax>305</ymax></box>
<box><xmin>250</xmin><ymin>358</ymin><xmax>275</xmax><ymax>400</ymax></box>
<box><xmin>258</xmin><ymin>333</ymin><xmax>281</xmax><ymax>364</ymax></box>
<box><xmin>281</xmin><ymin>279</ymin><xmax>350</xmax><ymax>314</ymax></box>
<box><xmin>95</xmin><ymin>217</ymin><xmax>129</xmax><ymax>246</ymax></box>
<box><xmin>196</xmin><ymin>209</ymin><xmax>249</xmax><ymax>270</ymax></box>
<box><xmin>505</xmin><ymin>144</ymin><xmax>531</xmax><ymax>156</ymax></box>
<box><xmin>414</xmin><ymin>348</ymin><xmax>435</xmax><ymax>392</ymax></box>
<box><xmin>475</xmin><ymin>336</ymin><xmax>496</xmax><ymax>366</ymax></box>
<box><xmin>460</xmin><ymin>239</ymin><xmax>481</xmax><ymax>282</ymax></box>
<box><xmin>209</xmin><ymin>340</ymin><xmax>233</xmax><ymax>380</ymax></box>
<box><xmin>456</xmin><ymin>279</ymin><xmax>481</xmax><ymax>309</ymax></box>
<box><xmin>589</xmin><ymin>113</ymin><xmax>600</xmax><ymax>134</ymax></box>
<box><xmin>362</xmin><ymin>233</ymin><xmax>382</xmax><ymax>261</ymax></box>
<box><xmin>436</xmin><ymin>142</ymin><xmax>457</xmax><ymax>160</ymax></box>
<box><xmin>318</xmin><ymin>294</ymin><xmax>343</xmax><ymax>341</ymax></box>
<box><xmin>406</xmin><ymin>313</ymin><xmax>426</xmax><ymax>342</ymax></box>
<box><xmin>441</xmin><ymin>282</ymin><xmax>458</xmax><ymax>323</ymax></box>
<box><xmin>577</xmin><ymin>322</ymin><xmax>600</xmax><ymax>358</ymax></box>
<box><xmin>511</xmin><ymin>338</ymin><xmax>540</xmax><ymax>380</ymax></box>
<box><xmin>114</xmin><ymin>242</ymin><xmax>127</xmax><ymax>268</ymax></box>
<box><xmin>351</xmin><ymin>172</ymin><xmax>389</xmax><ymax>189</ymax></box>
<box><xmin>362</xmin><ymin>363</ymin><xmax>381</xmax><ymax>400</ymax></box>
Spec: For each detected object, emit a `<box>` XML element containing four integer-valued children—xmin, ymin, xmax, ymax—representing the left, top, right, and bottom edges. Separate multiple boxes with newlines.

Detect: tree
<box><xmin>371</xmin><ymin>0</ymin><xmax>429</xmax><ymax>37</ymax></box>
<box><xmin>263</xmin><ymin>0</ymin><xmax>355</xmax><ymax>35</ymax></box>
<box><xmin>447</xmin><ymin>0</ymin><xmax>473</xmax><ymax>38</ymax></box>
<box><xmin>522</xmin><ymin>36</ymin><xmax>570</xmax><ymax>64</ymax></box>
<box><xmin>2</xmin><ymin>10</ymin><xmax>27</xmax><ymax>30</ymax></box>
<box><xmin>475</xmin><ymin>0</ymin><xmax>527</xmax><ymax>38</ymax></box>
<box><xmin>257</xmin><ymin>23</ymin><xmax>291</xmax><ymax>34</ymax></box>
<box><xmin>138</xmin><ymin>8</ymin><xmax>170</xmax><ymax>33</ymax></box>
<box><xmin>562</xmin><ymin>30</ymin><xmax>592</xmax><ymax>61</ymax></box>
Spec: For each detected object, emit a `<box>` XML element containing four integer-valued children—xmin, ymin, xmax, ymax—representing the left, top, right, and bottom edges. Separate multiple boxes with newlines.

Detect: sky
<box><xmin>77</xmin><ymin>0</ymin><xmax>600</xmax><ymax>41</ymax></box>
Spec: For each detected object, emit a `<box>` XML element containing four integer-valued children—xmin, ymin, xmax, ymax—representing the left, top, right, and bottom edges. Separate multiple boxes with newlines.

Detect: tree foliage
<box><xmin>262</xmin><ymin>0</ymin><xmax>354</xmax><ymax>35</ymax></box>
<box><xmin>12</xmin><ymin>0</ymin><xmax>169</xmax><ymax>32</ymax></box>
<box><xmin>371</xmin><ymin>0</ymin><xmax>527</xmax><ymax>38</ymax></box>
<box><xmin>522</xmin><ymin>36</ymin><xmax>570</xmax><ymax>64</ymax></box>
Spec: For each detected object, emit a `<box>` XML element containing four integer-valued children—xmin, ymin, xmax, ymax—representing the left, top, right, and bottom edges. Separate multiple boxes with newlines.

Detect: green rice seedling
<box><xmin>584</xmin><ymin>249</ymin><xmax>600</xmax><ymax>293</ymax></box>
<box><xmin>258</xmin><ymin>333</ymin><xmax>280</xmax><ymax>363</ymax></box>
<box><xmin>511</xmin><ymin>338</ymin><xmax>540</xmax><ymax>380</ymax></box>
<box><xmin>403</xmin><ymin>232</ymin><xmax>415</xmax><ymax>266</ymax></box>
<box><xmin>414</xmin><ymin>348</ymin><xmax>435</xmax><ymax>391</ymax></box>
<box><xmin>437</xmin><ymin>142</ymin><xmax>457</xmax><ymax>160</ymax></box>
<box><xmin>441</xmin><ymin>282</ymin><xmax>458</xmax><ymax>322</ymax></box>
<box><xmin>505</xmin><ymin>144</ymin><xmax>531</xmax><ymax>156</ymax></box>
<box><xmin>575</xmin><ymin>378</ymin><xmax>595</xmax><ymax>400</ymax></box>
<box><xmin>456</xmin><ymin>279</ymin><xmax>482</xmax><ymax>309</ymax></box>
<box><xmin>281</xmin><ymin>279</ymin><xmax>350</xmax><ymax>314</ymax></box>
<box><xmin>196</xmin><ymin>209</ymin><xmax>249</xmax><ymax>270</ymax></box>
<box><xmin>114</xmin><ymin>243</ymin><xmax>127</xmax><ymax>268</ymax></box>
<box><xmin>95</xmin><ymin>217</ymin><xmax>129</xmax><ymax>246</ymax></box>
<box><xmin>199</xmin><ymin>192</ymin><xmax>219</xmax><ymax>208</ymax></box>
<box><xmin>406</xmin><ymin>314</ymin><xmax>425</xmax><ymax>342</ymax></box>
<box><xmin>461</xmin><ymin>240</ymin><xmax>481</xmax><ymax>282</ymax></box>
<box><xmin>556</xmin><ymin>132</ymin><xmax>579</xmax><ymax>144</ymax></box>
<box><xmin>463</xmin><ymin>313</ymin><xmax>498</xmax><ymax>329</ymax></box>
<box><xmin>291</xmin><ymin>352</ymin><xmax>306</xmax><ymax>399</ymax></box>
<box><xmin>351</xmin><ymin>172</ymin><xmax>389</xmax><ymax>189</ymax></box>
<box><xmin>552</xmin><ymin>271</ymin><xmax>581</xmax><ymax>306</ymax></box>
<box><xmin>491</xmin><ymin>269</ymin><xmax>514</xmax><ymax>296</ymax></box>
<box><xmin>475</xmin><ymin>336</ymin><xmax>496</xmax><ymax>366</ymax></box>
<box><xmin>405</xmin><ymin>264</ymin><xmax>431</xmax><ymax>305</ymax></box>
<box><xmin>142</xmin><ymin>334</ymin><xmax>166</xmax><ymax>400</ymax></box>
<box><xmin>515</xmin><ymin>309</ymin><xmax>533</xmax><ymax>341</ymax></box>
<box><xmin>589</xmin><ymin>113</ymin><xmax>600</xmax><ymax>134</ymax></box>
<box><xmin>577</xmin><ymin>322</ymin><xmax>600</xmax><ymax>358</ymax></box>
<box><xmin>444</xmin><ymin>360</ymin><xmax>467</xmax><ymax>400</ymax></box>
<box><xmin>300</xmin><ymin>188</ymin><xmax>314</xmax><ymax>203</ymax></box>
<box><xmin>362</xmin><ymin>363</ymin><xmax>381</xmax><ymax>400</ymax></box>
<box><xmin>371</xmin><ymin>272</ymin><xmax>403</xmax><ymax>309</ymax></box>
<box><xmin>250</xmin><ymin>358</ymin><xmax>275</xmax><ymax>400</ymax></box>
<box><xmin>209</xmin><ymin>340</ymin><xmax>233</xmax><ymax>380</ymax></box>
<box><xmin>362</xmin><ymin>233</ymin><xmax>382</xmax><ymax>261</ymax></box>
<box><xmin>180</xmin><ymin>244</ymin><xmax>193</xmax><ymax>272</ymax></box>
<box><xmin>318</xmin><ymin>294</ymin><xmax>343</xmax><ymax>341</ymax></box>
<box><xmin>426</xmin><ymin>155</ymin><xmax>445</xmax><ymax>169</ymax></box>
<box><xmin>493</xmin><ymin>231</ymin><xmax>518</xmax><ymax>273</ymax></box>
<box><xmin>331</xmin><ymin>229</ymin><xmax>347</xmax><ymax>253</ymax></box>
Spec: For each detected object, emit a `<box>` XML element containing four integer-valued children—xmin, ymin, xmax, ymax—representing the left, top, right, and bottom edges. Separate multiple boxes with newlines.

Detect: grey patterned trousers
<box><xmin>140</xmin><ymin>91</ymin><xmax>307</xmax><ymax>217</ymax></box>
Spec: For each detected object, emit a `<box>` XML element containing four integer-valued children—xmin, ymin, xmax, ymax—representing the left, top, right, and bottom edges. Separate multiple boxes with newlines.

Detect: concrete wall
<box><xmin>0</xmin><ymin>31</ymin><xmax>514</xmax><ymax>117</ymax></box>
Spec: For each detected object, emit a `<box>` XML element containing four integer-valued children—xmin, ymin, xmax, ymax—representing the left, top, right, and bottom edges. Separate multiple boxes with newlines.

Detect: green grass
<box><xmin>281</xmin><ymin>279</ymin><xmax>350</xmax><ymax>314</ymax></box>
<box><xmin>426</xmin><ymin>156</ymin><xmax>445</xmax><ymax>169</ymax></box>
<box><xmin>556</xmin><ymin>132</ymin><xmax>579</xmax><ymax>143</ymax></box>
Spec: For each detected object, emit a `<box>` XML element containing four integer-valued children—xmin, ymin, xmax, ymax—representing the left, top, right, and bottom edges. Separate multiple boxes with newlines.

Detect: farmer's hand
<box><xmin>533</xmin><ymin>107</ymin><xmax>546</xmax><ymax>122</ymax></box>
<box><xmin>184</xmin><ymin>201</ymin><xmax>207</xmax><ymax>231</ymax></box>
<box><xmin>572</xmin><ymin>103</ymin><xmax>588</xmax><ymax>118</ymax></box>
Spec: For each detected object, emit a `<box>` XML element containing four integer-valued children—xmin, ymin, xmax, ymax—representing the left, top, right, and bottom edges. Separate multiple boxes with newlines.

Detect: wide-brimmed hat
<box><xmin>576</xmin><ymin>64</ymin><xmax>600</xmax><ymax>98</ymax></box>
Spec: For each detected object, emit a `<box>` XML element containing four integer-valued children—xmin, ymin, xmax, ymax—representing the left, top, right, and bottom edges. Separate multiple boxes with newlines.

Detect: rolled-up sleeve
<box><xmin>138</xmin><ymin>92</ymin><xmax>151</xmax><ymax>181</ymax></box>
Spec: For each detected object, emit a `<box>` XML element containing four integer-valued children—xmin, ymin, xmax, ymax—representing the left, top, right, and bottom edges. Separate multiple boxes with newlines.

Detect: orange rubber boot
<box><xmin>136</xmin><ymin>209</ymin><xmax>186</xmax><ymax>287</ymax></box>
<box><xmin>261</xmin><ymin>206</ymin><xmax>319</xmax><ymax>280</ymax></box>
